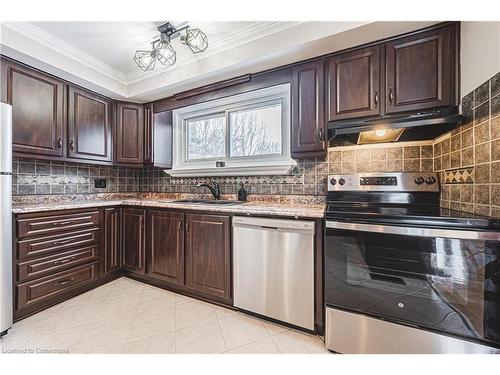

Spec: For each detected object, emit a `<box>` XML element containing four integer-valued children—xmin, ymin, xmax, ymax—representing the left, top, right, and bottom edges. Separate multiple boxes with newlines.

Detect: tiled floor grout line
<box><xmin>215</xmin><ymin>313</ymin><xmax>230</xmax><ymax>353</ymax></box>
<box><xmin>5</xmin><ymin>277</ymin><xmax>326</xmax><ymax>354</ymax></box>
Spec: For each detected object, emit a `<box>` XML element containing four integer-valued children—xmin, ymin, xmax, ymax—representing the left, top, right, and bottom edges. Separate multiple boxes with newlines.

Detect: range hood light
<box><xmin>357</xmin><ymin>128</ymin><xmax>404</xmax><ymax>145</ymax></box>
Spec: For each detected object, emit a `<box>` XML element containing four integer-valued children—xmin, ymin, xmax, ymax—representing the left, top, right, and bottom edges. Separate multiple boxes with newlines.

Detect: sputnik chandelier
<box><xmin>134</xmin><ymin>22</ymin><xmax>208</xmax><ymax>71</ymax></box>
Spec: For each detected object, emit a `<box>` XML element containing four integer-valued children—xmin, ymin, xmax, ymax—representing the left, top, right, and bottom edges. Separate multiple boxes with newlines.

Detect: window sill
<box><xmin>166</xmin><ymin>160</ymin><xmax>297</xmax><ymax>177</ymax></box>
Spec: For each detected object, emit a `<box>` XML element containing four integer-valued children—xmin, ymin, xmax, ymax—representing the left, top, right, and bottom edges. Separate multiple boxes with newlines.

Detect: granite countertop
<box><xmin>12</xmin><ymin>195</ymin><xmax>326</xmax><ymax>219</ymax></box>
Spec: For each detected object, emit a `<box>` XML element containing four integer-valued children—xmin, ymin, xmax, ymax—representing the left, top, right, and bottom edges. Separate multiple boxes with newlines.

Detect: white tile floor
<box><xmin>0</xmin><ymin>277</ymin><xmax>329</xmax><ymax>354</ymax></box>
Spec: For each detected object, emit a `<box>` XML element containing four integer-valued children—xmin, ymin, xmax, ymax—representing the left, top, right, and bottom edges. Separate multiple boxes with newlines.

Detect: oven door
<box><xmin>325</xmin><ymin>221</ymin><xmax>500</xmax><ymax>347</ymax></box>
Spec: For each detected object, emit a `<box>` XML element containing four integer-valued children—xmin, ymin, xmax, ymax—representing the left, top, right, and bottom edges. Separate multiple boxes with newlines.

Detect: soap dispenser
<box><xmin>237</xmin><ymin>182</ymin><xmax>248</xmax><ymax>201</ymax></box>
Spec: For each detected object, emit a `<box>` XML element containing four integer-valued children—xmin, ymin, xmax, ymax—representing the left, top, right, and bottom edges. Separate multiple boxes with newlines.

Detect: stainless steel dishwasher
<box><xmin>232</xmin><ymin>216</ymin><xmax>315</xmax><ymax>330</ymax></box>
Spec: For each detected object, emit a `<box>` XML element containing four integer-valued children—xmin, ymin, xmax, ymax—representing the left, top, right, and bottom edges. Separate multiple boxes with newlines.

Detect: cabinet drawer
<box><xmin>17</xmin><ymin>246</ymin><xmax>99</xmax><ymax>282</ymax></box>
<box><xmin>17</xmin><ymin>210</ymin><xmax>100</xmax><ymax>239</ymax></box>
<box><xmin>17</xmin><ymin>228</ymin><xmax>99</xmax><ymax>260</ymax></box>
<box><xmin>16</xmin><ymin>263</ymin><xmax>98</xmax><ymax>310</ymax></box>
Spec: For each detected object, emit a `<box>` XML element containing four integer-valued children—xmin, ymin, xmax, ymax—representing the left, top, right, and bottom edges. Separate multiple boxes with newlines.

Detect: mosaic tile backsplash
<box><xmin>12</xmin><ymin>142</ymin><xmax>434</xmax><ymax>198</ymax></box>
<box><xmin>12</xmin><ymin>159</ymin><xmax>141</xmax><ymax>195</ymax></box>
<box><xmin>437</xmin><ymin>71</ymin><xmax>500</xmax><ymax>218</ymax></box>
<box><xmin>140</xmin><ymin>143</ymin><xmax>434</xmax><ymax>196</ymax></box>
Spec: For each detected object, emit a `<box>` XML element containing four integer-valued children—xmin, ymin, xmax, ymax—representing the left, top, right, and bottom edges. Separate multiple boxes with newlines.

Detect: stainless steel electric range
<box><xmin>324</xmin><ymin>172</ymin><xmax>500</xmax><ymax>354</ymax></box>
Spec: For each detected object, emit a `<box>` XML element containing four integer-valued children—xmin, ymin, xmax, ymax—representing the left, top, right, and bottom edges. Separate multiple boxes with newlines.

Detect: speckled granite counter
<box><xmin>12</xmin><ymin>194</ymin><xmax>326</xmax><ymax>219</ymax></box>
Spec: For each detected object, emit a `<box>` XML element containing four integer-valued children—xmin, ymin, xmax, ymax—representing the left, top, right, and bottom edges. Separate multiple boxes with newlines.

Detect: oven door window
<box><xmin>325</xmin><ymin>227</ymin><xmax>500</xmax><ymax>346</ymax></box>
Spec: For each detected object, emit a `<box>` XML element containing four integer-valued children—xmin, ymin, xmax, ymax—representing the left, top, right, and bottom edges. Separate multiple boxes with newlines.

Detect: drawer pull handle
<box><xmin>53</xmin><ymin>220</ymin><xmax>76</xmax><ymax>226</ymax></box>
<box><xmin>54</xmin><ymin>257</ymin><xmax>76</xmax><ymax>265</ymax></box>
<box><xmin>53</xmin><ymin>238</ymin><xmax>75</xmax><ymax>245</ymax></box>
<box><xmin>56</xmin><ymin>278</ymin><xmax>75</xmax><ymax>286</ymax></box>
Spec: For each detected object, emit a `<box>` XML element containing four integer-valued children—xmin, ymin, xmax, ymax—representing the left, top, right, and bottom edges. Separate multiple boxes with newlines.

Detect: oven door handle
<box><xmin>325</xmin><ymin>221</ymin><xmax>500</xmax><ymax>241</ymax></box>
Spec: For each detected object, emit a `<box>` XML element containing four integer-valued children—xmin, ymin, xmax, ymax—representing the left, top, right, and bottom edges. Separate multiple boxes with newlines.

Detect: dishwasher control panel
<box><xmin>232</xmin><ymin>216</ymin><xmax>315</xmax><ymax>231</ymax></box>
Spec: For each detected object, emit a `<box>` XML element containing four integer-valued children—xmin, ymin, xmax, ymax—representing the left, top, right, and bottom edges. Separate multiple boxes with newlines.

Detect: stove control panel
<box><xmin>327</xmin><ymin>172</ymin><xmax>440</xmax><ymax>192</ymax></box>
<box><xmin>360</xmin><ymin>176</ymin><xmax>397</xmax><ymax>186</ymax></box>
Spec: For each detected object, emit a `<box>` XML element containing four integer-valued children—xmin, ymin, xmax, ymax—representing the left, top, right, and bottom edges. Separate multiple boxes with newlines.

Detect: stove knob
<box><xmin>425</xmin><ymin>176</ymin><xmax>436</xmax><ymax>185</ymax></box>
<box><xmin>330</xmin><ymin>178</ymin><xmax>337</xmax><ymax>186</ymax></box>
<box><xmin>414</xmin><ymin>176</ymin><xmax>425</xmax><ymax>185</ymax></box>
<box><xmin>338</xmin><ymin>178</ymin><xmax>346</xmax><ymax>186</ymax></box>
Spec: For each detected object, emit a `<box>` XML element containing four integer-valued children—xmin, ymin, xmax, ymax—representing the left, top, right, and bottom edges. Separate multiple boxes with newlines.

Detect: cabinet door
<box><xmin>291</xmin><ymin>59</ymin><xmax>326</xmax><ymax>157</ymax></box>
<box><xmin>385</xmin><ymin>24</ymin><xmax>456</xmax><ymax>114</ymax></box>
<box><xmin>154</xmin><ymin>111</ymin><xmax>173</xmax><ymax>168</ymax></box>
<box><xmin>327</xmin><ymin>45</ymin><xmax>381</xmax><ymax>120</ymax></box>
<box><xmin>67</xmin><ymin>86</ymin><xmax>112</xmax><ymax>162</ymax></box>
<box><xmin>122</xmin><ymin>208</ymin><xmax>145</xmax><ymax>274</ymax></box>
<box><xmin>116</xmin><ymin>102</ymin><xmax>144</xmax><ymax>165</ymax></box>
<box><xmin>103</xmin><ymin>207</ymin><xmax>121</xmax><ymax>275</ymax></box>
<box><xmin>144</xmin><ymin>106</ymin><xmax>172</xmax><ymax>168</ymax></box>
<box><xmin>185</xmin><ymin>214</ymin><xmax>231</xmax><ymax>303</ymax></box>
<box><xmin>1</xmin><ymin>58</ymin><xmax>65</xmax><ymax>157</ymax></box>
<box><xmin>147</xmin><ymin>210</ymin><xmax>184</xmax><ymax>285</ymax></box>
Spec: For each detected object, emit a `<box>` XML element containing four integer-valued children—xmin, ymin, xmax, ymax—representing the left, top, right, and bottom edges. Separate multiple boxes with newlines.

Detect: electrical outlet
<box><xmin>94</xmin><ymin>178</ymin><xmax>107</xmax><ymax>189</ymax></box>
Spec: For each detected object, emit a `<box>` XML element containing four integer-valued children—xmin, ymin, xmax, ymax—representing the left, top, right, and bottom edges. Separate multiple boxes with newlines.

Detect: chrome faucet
<box><xmin>196</xmin><ymin>180</ymin><xmax>221</xmax><ymax>200</ymax></box>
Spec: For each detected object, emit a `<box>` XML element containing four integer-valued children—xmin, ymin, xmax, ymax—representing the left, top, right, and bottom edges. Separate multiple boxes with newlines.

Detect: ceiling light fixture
<box><xmin>133</xmin><ymin>22</ymin><xmax>208</xmax><ymax>72</ymax></box>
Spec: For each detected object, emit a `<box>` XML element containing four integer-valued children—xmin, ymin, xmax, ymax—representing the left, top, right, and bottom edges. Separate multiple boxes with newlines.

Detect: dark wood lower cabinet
<box><xmin>14</xmin><ymin>207</ymin><xmax>323</xmax><ymax>333</ymax></box>
<box><xmin>146</xmin><ymin>210</ymin><xmax>185</xmax><ymax>285</ymax></box>
<box><xmin>122</xmin><ymin>208</ymin><xmax>146</xmax><ymax>275</ymax></box>
<box><xmin>103</xmin><ymin>207</ymin><xmax>121</xmax><ymax>275</ymax></box>
<box><xmin>185</xmin><ymin>213</ymin><xmax>231</xmax><ymax>304</ymax></box>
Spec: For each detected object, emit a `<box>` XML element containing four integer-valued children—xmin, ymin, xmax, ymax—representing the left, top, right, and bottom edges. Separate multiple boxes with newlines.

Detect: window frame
<box><xmin>171</xmin><ymin>83</ymin><xmax>295</xmax><ymax>177</ymax></box>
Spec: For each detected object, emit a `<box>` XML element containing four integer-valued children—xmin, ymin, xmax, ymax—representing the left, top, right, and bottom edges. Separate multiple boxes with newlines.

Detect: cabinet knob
<box><xmin>388</xmin><ymin>88</ymin><xmax>394</xmax><ymax>103</ymax></box>
<box><xmin>318</xmin><ymin>128</ymin><xmax>324</xmax><ymax>142</ymax></box>
<box><xmin>374</xmin><ymin>91</ymin><xmax>378</xmax><ymax>106</ymax></box>
<box><xmin>69</xmin><ymin>140</ymin><xmax>75</xmax><ymax>152</ymax></box>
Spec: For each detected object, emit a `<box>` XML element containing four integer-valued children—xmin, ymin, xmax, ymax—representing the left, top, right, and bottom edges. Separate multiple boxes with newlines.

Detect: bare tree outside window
<box><xmin>230</xmin><ymin>104</ymin><xmax>282</xmax><ymax>157</ymax></box>
<box><xmin>187</xmin><ymin>116</ymin><xmax>226</xmax><ymax>160</ymax></box>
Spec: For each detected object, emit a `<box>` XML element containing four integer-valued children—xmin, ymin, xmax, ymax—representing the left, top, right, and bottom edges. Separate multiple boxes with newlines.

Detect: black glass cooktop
<box><xmin>325</xmin><ymin>202</ymin><xmax>500</xmax><ymax>230</ymax></box>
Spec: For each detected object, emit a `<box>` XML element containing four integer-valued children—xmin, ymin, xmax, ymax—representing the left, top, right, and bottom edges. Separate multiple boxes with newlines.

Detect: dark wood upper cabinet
<box><xmin>146</xmin><ymin>210</ymin><xmax>184</xmax><ymax>285</ymax></box>
<box><xmin>68</xmin><ymin>86</ymin><xmax>112</xmax><ymax>162</ymax></box>
<box><xmin>1</xmin><ymin>58</ymin><xmax>66</xmax><ymax>157</ymax></box>
<box><xmin>144</xmin><ymin>104</ymin><xmax>172</xmax><ymax>168</ymax></box>
<box><xmin>185</xmin><ymin>214</ymin><xmax>231</xmax><ymax>303</ymax></box>
<box><xmin>102</xmin><ymin>207</ymin><xmax>121</xmax><ymax>276</ymax></box>
<box><xmin>291</xmin><ymin>59</ymin><xmax>326</xmax><ymax>158</ymax></box>
<box><xmin>115</xmin><ymin>102</ymin><xmax>144</xmax><ymax>165</ymax></box>
<box><xmin>385</xmin><ymin>24</ymin><xmax>456</xmax><ymax>114</ymax></box>
<box><xmin>122</xmin><ymin>208</ymin><xmax>145</xmax><ymax>275</ymax></box>
<box><xmin>327</xmin><ymin>45</ymin><xmax>381</xmax><ymax>121</ymax></box>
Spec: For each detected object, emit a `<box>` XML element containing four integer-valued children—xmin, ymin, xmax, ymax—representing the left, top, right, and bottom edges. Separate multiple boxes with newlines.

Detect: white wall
<box><xmin>461</xmin><ymin>21</ymin><xmax>500</xmax><ymax>97</ymax></box>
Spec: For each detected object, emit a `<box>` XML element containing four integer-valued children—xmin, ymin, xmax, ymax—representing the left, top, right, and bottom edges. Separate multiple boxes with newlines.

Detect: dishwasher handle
<box><xmin>260</xmin><ymin>225</ymin><xmax>279</xmax><ymax>230</ymax></box>
<box><xmin>232</xmin><ymin>216</ymin><xmax>315</xmax><ymax>234</ymax></box>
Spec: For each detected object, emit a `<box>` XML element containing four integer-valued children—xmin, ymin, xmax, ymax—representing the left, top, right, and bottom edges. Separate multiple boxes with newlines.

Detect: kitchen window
<box><xmin>171</xmin><ymin>83</ymin><xmax>295</xmax><ymax>176</ymax></box>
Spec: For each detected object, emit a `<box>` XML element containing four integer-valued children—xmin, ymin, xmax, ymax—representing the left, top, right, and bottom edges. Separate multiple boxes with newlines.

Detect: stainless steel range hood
<box><xmin>327</xmin><ymin>107</ymin><xmax>463</xmax><ymax>145</ymax></box>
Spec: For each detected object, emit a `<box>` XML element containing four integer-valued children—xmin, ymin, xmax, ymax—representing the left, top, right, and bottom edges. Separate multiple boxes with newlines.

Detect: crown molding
<box><xmin>2</xmin><ymin>22</ymin><xmax>128</xmax><ymax>85</ymax></box>
<box><xmin>3</xmin><ymin>21</ymin><xmax>304</xmax><ymax>88</ymax></box>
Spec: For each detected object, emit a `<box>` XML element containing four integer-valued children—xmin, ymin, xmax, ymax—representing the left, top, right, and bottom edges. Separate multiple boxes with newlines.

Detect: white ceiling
<box><xmin>29</xmin><ymin>21</ymin><xmax>255</xmax><ymax>75</ymax></box>
<box><xmin>0</xmin><ymin>21</ymin><xmax>439</xmax><ymax>102</ymax></box>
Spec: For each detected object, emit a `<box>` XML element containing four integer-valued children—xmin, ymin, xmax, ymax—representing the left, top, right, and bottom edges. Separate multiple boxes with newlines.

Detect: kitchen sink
<box><xmin>167</xmin><ymin>199</ymin><xmax>244</xmax><ymax>206</ymax></box>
